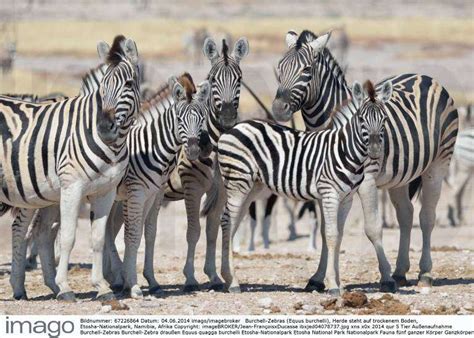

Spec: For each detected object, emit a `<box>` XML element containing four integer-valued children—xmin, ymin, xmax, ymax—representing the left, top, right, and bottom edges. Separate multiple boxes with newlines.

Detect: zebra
<box><xmin>446</xmin><ymin>128</ymin><xmax>473</xmax><ymax>226</ymax></box>
<box><xmin>272</xmin><ymin>29</ymin><xmax>459</xmax><ymax>292</ymax></box>
<box><xmin>1</xmin><ymin>35</ymin><xmax>141</xmax><ymax>301</ymax></box>
<box><xmin>218</xmin><ymin>80</ymin><xmax>391</xmax><ymax>294</ymax></box>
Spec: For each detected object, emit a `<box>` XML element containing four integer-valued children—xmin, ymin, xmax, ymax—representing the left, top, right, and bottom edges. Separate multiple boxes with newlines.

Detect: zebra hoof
<box><xmin>210</xmin><ymin>283</ymin><xmax>225</xmax><ymax>291</ymax></box>
<box><xmin>183</xmin><ymin>284</ymin><xmax>200</xmax><ymax>293</ymax></box>
<box><xmin>328</xmin><ymin>288</ymin><xmax>341</xmax><ymax>297</ymax></box>
<box><xmin>13</xmin><ymin>291</ymin><xmax>28</xmax><ymax>301</ymax></box>
<box><xmin>227</xmin><ymin>286</ymin><xmax>241</xmax><ymax>294</ymax></box>
<box><xmin>392</xmin><ymin>275</ymin><xmax>409</xmax><ymax>287</ymax></box>
<box><xmin>96</xmin><ymin>292</ymin><xmax>115</xmax><ymax>302</ymax></box>
<box><xmin>380</xmin><ymin>280</ymin><xmax>398</xmax><ymax>293</ymax></box>
<box><xmin>149</xmin><ymin>285</ymin><xmax>164</xmax><ymax>295</ymax></box>
<box><xmin>418</xmin><ymin>276</ymin><xmax>433</xmax><ymax>288</ymax></box>
<box><xmin>130</xmin><ymin>285</ymin><xmax>143</xmax><ymax>299</ymax></box>
<box><xmin>304</xmin><ymin>280</ymin><xmax>325</xmax><ymax>293</ymax></box>
<box><xmin>57</xmin><ymin>291</ymin><xmax>76</xmax><ymax>302</ymax></box>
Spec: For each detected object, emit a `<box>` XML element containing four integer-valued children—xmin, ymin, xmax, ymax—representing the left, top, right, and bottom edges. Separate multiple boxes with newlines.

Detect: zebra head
<box><xmin>203</xmin><ymin>37</ymin><xmax>249</xmax><ymax>131</ymax></box>
<box><xmin>96</xmin><ymin>35</ymin><xmax>141</xmax><ymax>145</ymax></box>
<box><xmin>352</xmin><ymin>80</ymin><xmax>392</xmax><ymax>160</ymax></box>
<box><xmin>170</xmin><ymin>75</ymin><xmax>211</xmax><ymax>161</ymax></box>
<box><xmin>273</xmin><ymin>30</ymin><xmax>331</xmax><ymax>122</ymax></box>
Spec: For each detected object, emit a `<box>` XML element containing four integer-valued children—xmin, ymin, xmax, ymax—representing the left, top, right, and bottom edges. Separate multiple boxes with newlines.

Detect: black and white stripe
<box><xmin>2</xmin><ymin>35</ymin><xmax>141</xmax><ymax>301</ymax></box>
<box><xmin>218</xmin><ymin>80</ymin><xmax>391</xmax><ymax>293</ymax></box>
<box><xmin>273</xmin><ymin>30</ymin><xmax>459</xmax><ymax>291</ymax></box>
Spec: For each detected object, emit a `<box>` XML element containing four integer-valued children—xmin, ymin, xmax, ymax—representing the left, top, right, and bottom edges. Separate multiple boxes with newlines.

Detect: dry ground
<box><xmin>0</xmin><ymin>195</ymin><xmax>472</xmax><ymax>315</ymax></box>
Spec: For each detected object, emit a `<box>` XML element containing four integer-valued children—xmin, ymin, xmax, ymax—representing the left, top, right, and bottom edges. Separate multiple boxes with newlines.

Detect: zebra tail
<box><xmin>409</xmin><ymin>176</ymin><xmax>423</xmax><ymax>201</ymax></box>
<box><xmin>200</xmin><ymin>180</ymin><xmax>220</xmax><ymax>217</ymax></box>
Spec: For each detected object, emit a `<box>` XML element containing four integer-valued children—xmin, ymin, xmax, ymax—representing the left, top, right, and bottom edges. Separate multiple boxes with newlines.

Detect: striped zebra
<box><xmin>446</xmin><ymin>128</ymin><xmax>473</xmax><ymax>226</ymax></box>
<box><xmin>1</xmin><ymin>35</ymin><xmax>141</xmax><ymax>301</ymax></box>
<box><xmin>272</xmin><ymin>30</ymin><xmax>459</xmax><ymax>292</ymax></box>
<box><xmin>218</xmin><ymin>80</ymin><xmax>391</xmax><ymax>294</ymax></box>
<box><xmin>45</xmin><ymin>37</ymin><xmax>248</xmax><ymax>294</ymax></box>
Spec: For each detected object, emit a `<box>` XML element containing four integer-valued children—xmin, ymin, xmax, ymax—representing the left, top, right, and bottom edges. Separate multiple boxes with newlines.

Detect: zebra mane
<box><xmin>181</xmin><ymin>72</ymin><xmax>196</xmax><ymax>103</ymax></box>
<box><xmin>324</xmin><ymin>98</ymin><xmax>352</xmax><ymax>130</ymax></box>
<box><xmin>107</xmin><ymin>35</ymin><xmax>127</xmax><ymax>66</ymax></box>
<box><xmin>364</xmin><ymin>80</ymin><xmax>376</xmax><ymax>102</ymax></box>
<box><xmin>222</xmin><ymin>39</ymin><xmax>229</xmax><ymax>66</ymax></box>
<box><xmin>140</xmin><ymin>72</ymin><xmax>196</xmax><ymax>111</ymax></box>
<box><xmin>295</xmin><ymin>30</ymin><xmax>318</xmax><ymax>50</ymax></box>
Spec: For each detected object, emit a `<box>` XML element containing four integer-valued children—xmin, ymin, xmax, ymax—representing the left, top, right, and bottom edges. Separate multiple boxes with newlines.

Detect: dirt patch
<box><xmin>432</xmin><ymin>246</ymin><xmax>462</xmax><ymax>252</ymax></box>
<box><xmin>362</xmin><ymin>294</ymin><xmax>411</xmax><ymax>315</ymax></box>
<box><xmin>342</xmin><ymin>291</ymin><xmax>368</xmax><ymax>308</ymax></box>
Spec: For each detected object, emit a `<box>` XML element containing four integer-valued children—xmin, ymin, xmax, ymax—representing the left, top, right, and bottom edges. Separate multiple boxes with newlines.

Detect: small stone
<box><xmin>208</xmin><ymin>289</ymin><xmax>215</xmax><ymax>293</ymax></box>
<box><xmin>99</xmin><ymin>305</ymin><xmax>112</xmax><ymax>313</ymax></box>
<box><xmin>270</xmin><ymin>305</ymin><xmax>281</xmax><ymax>313</ymax></box>
<box><xmin>457</xmin><ymin>308</ymin><xmax>471</xmax><ymax>315</ymax></box>
<box><xmin>293</xmin><ymin>301</ymin><xmax>304</xmax><ymax>310</ymax></box>
<box><xmin>258</xmin><ymin>297</ymin><xmax>273</xmax><ymax>309</ymax></box>
<box><xmin>324</xmin><ymin>310</ymin><xmax>336</xmax><ymax>315</ymax></box>
<box><xmin>411</xmin><ymin>309</ymin><xmax>421</xmax><ymax>315</ymax></box>
<box><xmin>440</xmin><ymin>292</ymin><xmax>448</xmax><ymax>297</ymax></box>
<box><xmin>295</xmin><ymin>310</ymin><xmax>305</xmax><ymax>315</ymax></box>
<box><xmin>102</xmin><ymin>299</ymin><xmax>129</xmax><ymax>311</ymax></box>
<box><xmin>262</xmin><ymin>309</ymin><xmax>271</xmax><ymax>314</ymax></box>
<box><xmin>302</xmin><ymin>304</ymin><xmax>319</xmax><ymax>313</ymax></box>
<box><xmin>419</xmin><ymin>287</ymin><xmax>431</xmax><ymax>295</ymax></box>
<box><xmin>321</xmin><ymin>298</ymin><xmax>338</xmax><ymax>310</ymax></box>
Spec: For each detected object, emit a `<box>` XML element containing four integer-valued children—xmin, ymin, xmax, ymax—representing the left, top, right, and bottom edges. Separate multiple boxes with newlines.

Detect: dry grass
<box><xmin>0</xmin><ymin>69</ymin><xmax>79</xmax><ymax>96</ymax></box>
<box><xmin>14</xmin><ymin>17</ymin><xmax>474</xmax><ymax>58</ymax></box>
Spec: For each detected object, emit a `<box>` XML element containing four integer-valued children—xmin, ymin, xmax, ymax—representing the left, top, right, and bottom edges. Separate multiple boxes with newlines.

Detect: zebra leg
<box><xmin>389</xmin><ymin>185</ymin><xmax>414</xmax><ymax>287</ymax></box>
<box><xmin>35</xmin><ymin>206</ymin><xmax>60</xmax><ymax>295</ymax></box>
<box><xmin>103</xmin><ymin>201</ymin><xmax>124</xmax><ymax>291</ymax></box>
<box><xmin>284</xmin><ymin>199</ymin><xmax>298</xmax><ymax>241</ymax></box>
<box><xmin>10</xmin><ymin>208</ymin><xmax>35</xmax><ymax>300</ymax></box>
<box><xmin>25</xmin><ymin>238</ymin><xmax>38</xmax><ymax>271</ymax></box>
<box><xmin>335</xmin><ymin>197</ymin><xmax>353</xmax><ymax>287</ymax></box>
<box><xmin>307</xmin><ymin>201</ymin><xmax>318</xmax><ymax>251</ymax></box>
<box><xmin>143</xmin><ymin>194</ymin><xmax>163</xmax><ymax>295</ymax></box>
<box><xmin>89</xmin><ymin>190</ymin><xmax>116</xmax><ymax>301</ymax></box>
<box><xmin>55</xmin><ymin>185</ymin><xmax>82</xmax><ymax>301</ymax></box>
<box><xmin>262</xmin><ymin>194</ymin><xmax>277</xmax><ymax>249</ymax></box>
<box><xmin>455</xmin><ymin>173</ymin><xmax>470</xmax><ymax>225</ymax></box>
<box><xmin>358</xmin><ymin>175</ymin><xmax>396</xmax><ymax>292</ymax></box>
<box><xmin>320</xmin><ymin>192</ymin><xmax>342</xmax><ymax>296</ymax></box>
<box><xmin>418</xmin><ymin>164</ymin><xmax>447</xmax><ymax>287</ymax></box>
<box><xmin>248</xmin><ymin>202</ymin><xmax>257</xmax><ymax>251</ymax></box>
<box><xmin>221</xmin><ymin>186</ymin><xmax>260</xmax><ymax>293</ymax></box>
<box><xmin>203</xmin><ymin>182</ymin><xmax>225</xmax><ymax>290</ymax></box>
<box><xmin>182</xmin><ymin>188</ymin><xmax>205</xmax><ymax>292</ymax></box>
<box><xmin>122</xmin><ymin>191</ymin><xmax>147</xmax><ymax>299</ymax></box>
<box><xmin>305</xmin><ymin>199</ymin><xmax>327</xmax><ymax>292</ymax></box>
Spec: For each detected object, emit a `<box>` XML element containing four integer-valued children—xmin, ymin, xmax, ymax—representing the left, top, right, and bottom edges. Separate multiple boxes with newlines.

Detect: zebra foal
<box><xmin>218</xmin><ymin>80</ymin><xmax>392</xmax><ymax>294</ymax></box>
<box><xmin>1</xmin><ymin>35</ymin><xmax>141</xmax><ymax>301</ymax></box>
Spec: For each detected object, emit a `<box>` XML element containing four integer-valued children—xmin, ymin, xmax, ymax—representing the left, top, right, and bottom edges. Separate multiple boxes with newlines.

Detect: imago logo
<box><xmin>5</xmin><ymin>316</ymin><xmax>75</xmax><ymax>337</ymax></box>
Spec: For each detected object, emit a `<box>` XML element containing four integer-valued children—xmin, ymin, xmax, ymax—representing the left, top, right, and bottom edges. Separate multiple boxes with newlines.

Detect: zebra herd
<box><xmin>0</xmin><ymin>28</ymin><xmax>463</xmax><ymax>301</ymax></box>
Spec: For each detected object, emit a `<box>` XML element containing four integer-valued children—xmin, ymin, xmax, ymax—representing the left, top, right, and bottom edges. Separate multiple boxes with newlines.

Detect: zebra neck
<box><xmin>155</xmin><ymin>106</ymin><xmax>182</xmax><ymax>154</ymax></box>
<box><xmin>207</xmin><ymin>101</ymin><xmax>222</xmax><ymax>147</ymax></box>
<box><xmin>339</xmin><ymin>116</ymin><xmax>368</xmax><ymax>170</ymax></box>
<box><xmin>303</xmin><ymin>50</ymin><xmax>352</xmax><ymax>130</ymax></box>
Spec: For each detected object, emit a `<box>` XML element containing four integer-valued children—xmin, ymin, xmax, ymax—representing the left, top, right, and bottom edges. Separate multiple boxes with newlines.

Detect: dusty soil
<box><xmin>0</xmin><ymin>195</ymin><xmax>472</xmax><ymax>315</ymax></box>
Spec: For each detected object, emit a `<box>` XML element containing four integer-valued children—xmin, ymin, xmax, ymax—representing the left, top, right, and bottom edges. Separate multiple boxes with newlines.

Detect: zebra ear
<box><xmin>286</xmin><ymin>30</ymin><xmax>298</xmax><ymax>48</ymax></box>
<box><xmin>352</xmin><ymin>81</ymin><xmax>364</xmax><ymax>106</ymax></box>
<box><xmin>309</xmin><ymin>31</ymin><xmax>331</xmax><ymax>53</ymax></box>
<box><xmin>378</xmin><ymin>81</ymin><xmax>393</xmax><ymax>103</ymax></box>
<box><xmin>196</xmin><ymin>80</ymin><xmax>211</xmax><ymax>104</ymax></box>
<box><xmin>123</xmin><ymin>39</ymin><xmax>139</xmax><ymax>65</ymax></box>
<box><xmin>203</xmin><ymin>38</ymin><xmax>219</xmax><ymax>65</ymax></box>
<box><xmin>233</xmin><ymin>38</ymin><xmax>249</xmax><ymax>64</ymax></box>
<box><xmin>97</xmin><ymin>41</ymin><xmax>110</xmax><ymax>62</ymax></box>
<box><xmin>171</xmin><ymin>81</ymin><xmax>186</xmax><ymax>101</ymax></box>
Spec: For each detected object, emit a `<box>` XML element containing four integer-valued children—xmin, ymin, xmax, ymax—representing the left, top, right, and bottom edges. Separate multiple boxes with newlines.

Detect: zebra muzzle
<box><xmin>272</xmin><ymin>98</ymin><xmax>292</xmax><ymax>122</ymax></box>
<box><xmin>97</xmin><ymin>110</ymin><xmax>119</xmax><ymax>145</ymax></box>
<box><xmin>186</xmin><ymin>137</ymin><xmax>201</xmax><ymax>161</ymax></box>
